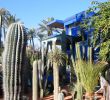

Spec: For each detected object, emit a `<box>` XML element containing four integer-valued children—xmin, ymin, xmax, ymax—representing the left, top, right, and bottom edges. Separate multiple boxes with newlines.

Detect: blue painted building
<box><xmin>45</xmin><ymin>11</ymin><xmax>98</xmax><ymax>62</ymax></box>
<box><xmin>41</xmin><ymin>11</ymin><xmax>99</xmax><ymax>84</ymax></box>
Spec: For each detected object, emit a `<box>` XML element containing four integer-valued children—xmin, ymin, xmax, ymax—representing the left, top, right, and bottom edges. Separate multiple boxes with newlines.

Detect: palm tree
<box><xmin>27</xmin><ymin>28</ymin><xmax>36</xmax><ymax>49</ymax></box>
<box><xmin>36</xmin><ymin>30</ymin><xmax>47</xmax><ymax>52</ymax></box>
<box><xmin>0</xmin><ymin>8</ymin><xmax>10</xmax><ymax>47</ymax></box>
<box><xmin>38</xmin><ymin>17</ymin><xmax>61</xmax><ymax>36</ymax></box>
<box><xmin>48</xmin><ymin>43</ymin><xmax>67</xmax><ymax>100</ymax></box>
<box><xmin>0</xmin><ymin>8</ymin><xmax>19</xmax><ymax>46</ymax></box>
<box><xmin>4</xmin><ymin>15</ymin><xmax>20</xmax><ymax>40</ymax></box>
<box><xmin>7</xmin><ymin>15</ymin><xmax>20</xmax><ymax>27</ymax></box>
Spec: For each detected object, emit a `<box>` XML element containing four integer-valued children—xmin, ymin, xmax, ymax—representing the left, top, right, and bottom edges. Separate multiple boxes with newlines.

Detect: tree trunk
<box><xmin>3</xmin><ymin>27</ymin><xmax>6</xmax><ymax>41</ymax></box>
<box><xmin>32</xmin><ymin>36</ymin><xmax>34</xmax><ymax>49</ymax></box>
<box><xmin>53</xmin><ymin>63</ymin><xmax>59</xmax><ymax>100</ymax></box>
<box><xmin>40</xmin><ymin>40</ymin><xmax>42</xmax><ymax>55</ymax></box>
<box><xmin>30</xmin><ymin>39</ymin><xmax>31</xmax><ymax>46</ymax></box>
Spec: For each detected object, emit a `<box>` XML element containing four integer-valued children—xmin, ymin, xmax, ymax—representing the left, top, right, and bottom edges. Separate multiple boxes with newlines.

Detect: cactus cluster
<box><xmin>3</xmin><ymin>23</ymin><xmax>26</xmax><ymax>100</ymax></box>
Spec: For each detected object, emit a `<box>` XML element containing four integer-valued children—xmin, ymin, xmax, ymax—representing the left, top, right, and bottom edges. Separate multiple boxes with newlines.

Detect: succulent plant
<box><xmin>74</xmin><ymin>43</ymin><xmax>105</xmax><ymax>99</ymax></box>
<box><xmin>37</xmin><ymin>59</ymin><xmax>43</xmax><ymax>98</ymax></box>
<box><xmin>58</xmin><ymin>92</ymin><xmax>64</xmax><ymax>100</ymax></box>
<box><xmin>2</xmin><ymin>22</ymin><xmax>26</xmax><ymax>100</ymax></box>
<box><xmin>32</xmin><ymin>60</ymin><xmax>38</xmax><ymax>100</ymax></box>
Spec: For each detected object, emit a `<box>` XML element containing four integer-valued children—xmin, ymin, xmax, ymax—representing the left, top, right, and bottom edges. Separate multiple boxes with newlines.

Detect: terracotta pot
<box><xmin>85</xmin><ymin>92</ymin><xmax>94</xmax><ymax>100</ymax></box>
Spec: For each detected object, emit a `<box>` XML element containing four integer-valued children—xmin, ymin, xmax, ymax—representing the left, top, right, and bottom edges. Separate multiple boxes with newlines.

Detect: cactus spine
<box><xmin>3</xmin><ymin>23</ymin><xmax>26</xmax><ymax>100</ymax></box>
<box><xmin>32</xmin><ymin>60</ymin><xmax>38</xmax><ymax>100</ymax></box>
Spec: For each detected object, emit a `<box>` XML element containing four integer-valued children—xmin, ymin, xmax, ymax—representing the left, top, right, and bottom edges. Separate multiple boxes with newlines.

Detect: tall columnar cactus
<box><xmin>58</xmin><ymin>93</ymin><xmax>64</xmax><ymax>100</ymax></box>
<box><xmin>3</xmin><ymin>23</ymin><xmax>26</xmax><ymax>100</ymax></box>
<box><xmin>32</xmin><ymin>60</ymin><xmax>38</xmax><ymax>100</ymax></box>
<box><xmin>74</xmin><ymin>43</ymin><xmax>83</xmax><ymax>100</ymax></box>
<box><xmin>38</xmin><ymin>59</ymin><xmax>43</xmax><ymax>98</ymax></box>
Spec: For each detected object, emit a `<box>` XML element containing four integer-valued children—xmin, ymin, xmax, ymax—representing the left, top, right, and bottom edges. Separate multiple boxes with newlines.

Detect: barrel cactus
<box><xmin>3</xmin><ymin>23</ymin><xmax>27</xmax><ymax>100</ymax></box>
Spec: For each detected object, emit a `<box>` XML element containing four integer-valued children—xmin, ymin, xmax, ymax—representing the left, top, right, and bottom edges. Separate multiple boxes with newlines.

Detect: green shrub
<box><xmin>75</xmin><ymin>61</ymin><xmax>105</xmax><ymax>93</ymax></box>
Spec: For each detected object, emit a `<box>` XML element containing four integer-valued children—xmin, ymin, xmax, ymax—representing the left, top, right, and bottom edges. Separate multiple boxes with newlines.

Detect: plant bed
<box><xmin>83</xmin><ymin>92</ymin><xmax>104</xmax><ymax>100</ymax></box>
<box><xmin>43</xmin><ymin>94</ymin><xmax>73</xmax><ymax>100</ymax></box>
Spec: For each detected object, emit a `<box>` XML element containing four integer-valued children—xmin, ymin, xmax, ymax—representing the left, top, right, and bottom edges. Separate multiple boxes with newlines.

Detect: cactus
<box><xmin>3</xmin><ymin>23</ymin><xmax>26</xmax><ymax>100</ymax></box>
<box><xmin>75</xmin><ymin>82</ymin><xmax>83</xmax><ymax>100</ymax></box>
<box><xmin>74</xmin><ymin>43</ymin><xmax>83</xmax><ymax>100</ymax></box>
<box><xmin>32</xmin><ymin>60</ymin><xmax>38</xmax><ymax>100</ymax></box>
<box><xmin>58</xmin><ymin>92</ymin><xmax>64</xmax><ymax>100</ymax></box>
<box><xmin>37</xmin><ymin>59</ymin><xmax>43</xmax><ymax>98</ymax></box>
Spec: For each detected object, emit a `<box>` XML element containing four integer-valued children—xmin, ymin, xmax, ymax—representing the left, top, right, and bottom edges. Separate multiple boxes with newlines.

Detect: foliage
<box><xmin>0</xmin><ymin>8</ymin><xmax>19</xmax><ymax>34</ymax></box>
<box><xmin>90</xmin><ymin>1</ymin><xmax>110</xmax><ymax>39</ymax></box>
<box><xmin>38</xmin><ymin>17</ymin><xmax>62</xmax><ymax>36</ymax></box>
<box><xmin>81</xmin><ymin>1</ymin><xmax>110</xmax><ymax>42</ymax></box>
<box><xmin>38</xmin><ymin>17</ymin><xmax>54</xmax><ymax>36</ymax></box>
<box><xmin>75</xmin><ymin>82</ymin><xmax>83</xmax><ymax>100</ymax></box>
<box><xmin>75</xmin><ymin>60</ymin><xmax>105</xmax><ymax>93</ymax></box>
<box><xmin>48</xmin><ymin>47</ymin><xmax>67</xmax><ymax>66</ymax></box>
<box><xmin>7</xmin><ymin>15</ymin><xmax>20</xmax><ymax>27</ymax></box>
<box><xmin>81</xmin><ymin>1</ymin><xmax>110</xmax><ymax>61</ymax></box>
<box><xmin>26</xmin><ymin>45</ymin><xmax>39</xmax><ymax>66</ymax></box>
<box><xmin>35</xmin><ymin>29</ymin><xmax>47</xmax><ymax>53</ymax></box>
<box><xmin>71</xmin><ymin>44</ymin><xmax>84</xmax><ymax>100</ymax></box>
<box><xmin>0</xmin><ymin>8</ymin><xmax>11</xmax><ymax>27</ymax></box>
<box><xmin>36</xmin><ymin>31</ymin><xmax>46</xmax><ymax>42</ymax></box>
<box><xmin>99</xmin><ymin>40</ymin><xmax>110</xmax><ymax>61</ymax></box>
<box><xmin>0</xmin><ymin>8</ymin><xmax>10</xmax><ymax>48</ymax></box>
<box><xmin>27</xmin><ymin>28</ymin><xmax>36</xmax><ymax>48</ymax></box>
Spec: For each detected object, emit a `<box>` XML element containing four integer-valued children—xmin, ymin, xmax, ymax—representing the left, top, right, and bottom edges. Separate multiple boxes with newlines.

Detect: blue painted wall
<box><xmin>63</xmin><ymin>11</ymin><xmax>100</xmax><ymax>62</ymax></box>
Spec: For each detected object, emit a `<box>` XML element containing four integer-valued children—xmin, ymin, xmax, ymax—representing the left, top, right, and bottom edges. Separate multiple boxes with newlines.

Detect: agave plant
<box><xmin>48</xmin><ymin>45</ymin><xmax>67</xmax><ymax>100</ymax></box>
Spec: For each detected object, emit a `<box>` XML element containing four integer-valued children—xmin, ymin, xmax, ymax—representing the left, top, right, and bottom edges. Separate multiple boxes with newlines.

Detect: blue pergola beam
<box><xmin>64</xmin><ymin>11</ymin><xmax>85</xmax><ymax>26</ymax></box>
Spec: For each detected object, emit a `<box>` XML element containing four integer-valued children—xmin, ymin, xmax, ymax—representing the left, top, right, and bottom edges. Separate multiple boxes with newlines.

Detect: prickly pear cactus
<box><xmin>3</xmin><ymin>23</ymin><xmax>27</xmax><ymax>100</ymax></box>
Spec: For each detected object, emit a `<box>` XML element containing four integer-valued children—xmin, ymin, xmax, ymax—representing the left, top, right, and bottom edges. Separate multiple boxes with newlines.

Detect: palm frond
<box><xmin>38</xmin><ymin>17</ymin><xmax>60</xmax><ymax>36</ymax></box>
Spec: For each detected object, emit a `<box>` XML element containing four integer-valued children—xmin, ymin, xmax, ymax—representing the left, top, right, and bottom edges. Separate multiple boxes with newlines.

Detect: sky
<box><xmin>0</xmin><ymin>0</ymin><xmax>107</xmax><ymax>47</ymax></box>
<box><xmin>0</xmin><ymin>0</ymin><xmax>107</xmax><ymax>28</ymax></box>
